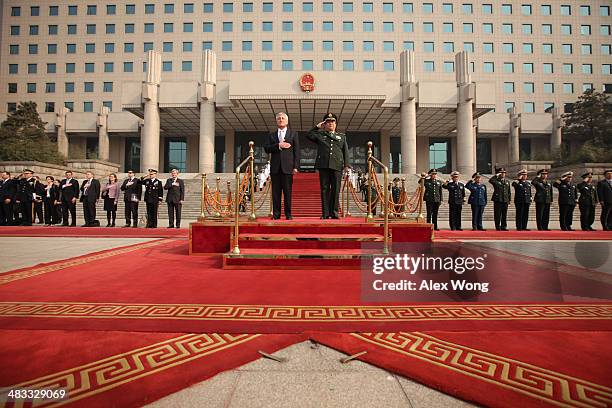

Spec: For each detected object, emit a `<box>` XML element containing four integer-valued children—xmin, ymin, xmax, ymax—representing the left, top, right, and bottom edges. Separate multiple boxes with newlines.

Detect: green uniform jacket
<box><xmin>577</xmin><ymin>181</ymin><xmax>598</xmax><ymax>207</ymax></box>
<box><xmin>488</xmin><ymin>176</ymin><xmax>511</xmax><ymax>203</ymax></box>
<box><xmin>531</xmin><ymin>177</ymin><xmax>553</xmax><ymax>204</ymax></box>
<box><xmin>307</xmin><ymin>127</ymin><xmax>349</xmax><ymax>171</ymax></box>
<box><xmin>423</xmin><ymin>178</ymin><xmax>443</xmax><ymax>202</ymax></box>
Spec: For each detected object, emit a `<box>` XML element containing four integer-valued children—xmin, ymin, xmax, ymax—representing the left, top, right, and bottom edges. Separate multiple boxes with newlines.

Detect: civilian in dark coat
<box><xmin>121</xmin><ymin>170</ymin><xmax>142</xmax><ymax>228</ymax></box>
<box><xmin>59</xmin><ymin>170</ymin><xmax>79</xmax><ymax>226</ymax></box>
<box><xmin>164</xmin><ymin>168</ymin><xmax>185</xmax><ymax>228</ymax></box>
<box><xmin>42</xmin><ymin>176</ymin><xmax>60</xmax><ymax>225</ymax></box>
<box><xmin>597</xmin><ymin>169</ymin><xmax>612</xmax><ymax>230</ymax></box>
<box><xmin>0</xmin><ymin>171</ymin><xmax>17</xmax><ymax>225</ymax></box>
<box><xmin>264</xmin><ymin>112</ymin><xmax>300</xmax><ymax>220</ymax></box>
<box><xmin>79</xmin><ymin>171</ymin><xmax>101</xmax><ymax>226</ymax></box>
<box><xmin>33</xmin><ymin>176</ymin><xmax>45</xmax><ymax>224</ymax></box>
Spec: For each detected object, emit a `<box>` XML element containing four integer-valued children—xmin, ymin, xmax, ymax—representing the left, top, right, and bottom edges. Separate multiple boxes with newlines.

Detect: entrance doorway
<box><xmin>429</xmin><ymin>138</ymin><xmax>452</xmax><ymax>173</ymax></box>
<box><xmin>165</xmin><ymin>138</ymin><xmax>187</xmax><ymax>172</ymax></box>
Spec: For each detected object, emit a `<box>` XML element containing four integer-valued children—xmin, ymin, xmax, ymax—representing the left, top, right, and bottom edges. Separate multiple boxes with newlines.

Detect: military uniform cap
<box><xmin>582</xmin><ymin>171</ymin><xmax>593</xmax><ymax>178</ymax></box>
<box><xmin>517</xmin><ymin>169</ymin><xmax>528</xmax><ymax>176</ymax></box>
<box><xmin>537</xmin><ymin>169</ymin><xmax>549</xmax><ymax>175</ymax></box>
<box><xmin>148</xmin><ymin>169</ymin><xmax>158</xmax><ymax>173</ymax></box>
<box><xmin>495</xmin><ymin>167</ymin><xmax>507</xmax><ymax>173</ymax></box>
<box><xmin>561</xmin><ymin>171</ymin><xmax>573</xmax><ymax>179</ymax></box>
<box><xmin>323</xmin><ymin>113</ymin><xmax>338</xmax><ymax>122</ymax></box>
<box><xmin>605</xmin><ymin>169</ymin><xmax>612</xmax><ymax>175</ymax></box>
<box><xmin>472</xmin><ymin>172</ymin><xmax>482</xmax><ymax>178</ymax></box>
<box><xmin>450</xmin><ymin>171</ymin><xmax>460</xmax><ymax>177</ymax></box>
<box><xmin>23</xmin><ymin>169</ymin><xmax>34</xmax><ymax>173</ymax></box>
<box><xmin>428</xmin><ymin>168</ymin><xmax>438</xmax><ymax>175</ymax></box>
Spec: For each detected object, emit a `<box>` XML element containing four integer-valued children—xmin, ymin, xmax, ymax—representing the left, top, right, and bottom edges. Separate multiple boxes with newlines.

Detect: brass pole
<box><xmin>366</xmin><ymin>141</ymin><xmax>373</xmax><ymax>221</ymax></box>
<box><xmin>226</xmin><ymin>181</ymin><xmax>232</xmax><ymax>215</ymax></box>
<box><xmin>248</xmin><ymin>141</ymin><xmax>257</xmax><ymax>221</ymax></box>
<box><xmin>383</xmin><ymin>165</ymin><xmax>389</xmax><ymax>254</ymax></box>
<box><xmin>400</xmin><ymin>177</ymin><xmax>408</xmax><ymax>219</ymax></box>
<box><xmin>199</xmin><ymin>173</ymin><xmax>207</xmax><ymax>221</ymax></box>
<box><xmin>232</xmin><ymin>167</ymin><xmax>240</xmax><ymax>254</ymax></box>
<box><xmin>214</xmin><ymin>177</ymin><xmax>221</xmax><ymax>217</ymax></box>
<box><xmin>345</xmin><ymin>172</ymin><xmax>351</xmax><ymax>217</ymax></box>
<box><xmin>417</xmin><ymin>175</ymin><xmax>425</xmax><ymax>222</ymax></box>
<box><xmin>268</xmin><ymin>175</ymin><xmax>273</xmax><ymax>218</ymax></box>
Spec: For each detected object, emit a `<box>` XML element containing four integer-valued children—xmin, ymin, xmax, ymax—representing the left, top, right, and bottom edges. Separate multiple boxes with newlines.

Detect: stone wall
<box><xmin>506</xmin><ymin>161</ymin><xmax>554</xmax><ymax>177</ymax></box>
<box><xmin>549</xmin><ymin>163</ymin><xmax>612</xmax><ymax>182</ymax></box>
<box><xmin>0</xmin><ymin>160</ymin><xmax>119</xmax><ymax>179</ymax></box>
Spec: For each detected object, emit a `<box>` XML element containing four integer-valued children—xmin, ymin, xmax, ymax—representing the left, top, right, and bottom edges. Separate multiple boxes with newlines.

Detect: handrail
<box><xmin>366</xmin><ymin>141</ymin><xmax>390</xmax><ymax>255</ymax></box>
<box><xmin>198</xmin><ymin>173</ymin><xmax>207</xmax><ymax>221</ymax></box>
<box><xmin>232</xmin><ymin>141</ymin><xmax>255</xmax><ymax>255</ymax></box>
<box><xmin>417</xmin><ymin>175</ymin><xmax>425</xmax><ymax>222</ymax></box>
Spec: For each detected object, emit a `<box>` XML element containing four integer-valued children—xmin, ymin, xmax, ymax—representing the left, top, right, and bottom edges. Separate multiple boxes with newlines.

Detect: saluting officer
<box><xmin>442</xmin><ymin>171</ymin><xmax>465</xmax><ymax>231</ymax></box>
<box><xmin>531</xmin><ymin>169</ymin><xmax>553</xmax><ymax>231</ymax></box>
<box><xmin>466</xmin><ymin>173</ymin><xmax>487</xmax><ymax>231</ymax></box>
<box><xmin>512</xmin><ymin>169</ymin><xmax>532</xmax><ymax>231</ymax></box>
<box><xmin>143</xmin><ymin>169</ymin><xmax>163</xmax><ymax>228</ymax></box>
<box><xmin>597</xmin><ymin>169</ymin><xmax>612</xmax><ymax>230</ymax></box>
<box><xmin>16</xmin><ymin>169</ymin><xmax>36</xmax><ymax>226</ymax></box>
<box><xmin>553</xmin><ymin>171</ymin><xmax>578</xmax><ymax>231</ymax></box>
<box><xmin>307</xmin><ymin>113</ymin><xmax>349</xmax><ymax>219</ymax></box>
<box><xmin>576</xmin><ymin>172</ymin><xmax>598</xmax><ymax>231</ymax></box>
<box><xmin>422</xmin><ymin>169</ymin><xmax>443</xmax><ymax>230</ymax></box>
<box><xmin>488</xmin><ymin>167</ymin><xmax>511</xmax><ymax>231</ymax></box>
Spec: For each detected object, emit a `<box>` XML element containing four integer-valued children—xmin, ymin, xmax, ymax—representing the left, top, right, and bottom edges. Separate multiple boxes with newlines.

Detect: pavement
<box><xmin>1</xmin><ymin>237</ymin><xmax>609</xmax><ymax>407</ymax></box>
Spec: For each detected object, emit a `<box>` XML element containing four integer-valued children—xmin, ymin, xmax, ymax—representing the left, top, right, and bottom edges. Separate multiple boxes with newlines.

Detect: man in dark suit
<box><xmin>164</xmin><ymin>168</ymin><xmax>185</xmax><ymax>228</ymax></box>
<box><xmin>531</xmin><ymin>169</ymin><xmax>553</xmax><ymax>231</ymax></box>
<box><xmin>0</xmin><ymin>171</ymin><xmax>17</xmax><ymax>226</ymax></box>
<box><xmin>59</xmin><ymin>170</ymin><xmax>79</xmax><ymax>226</ymax></box>
<box><xmin>16</xmin><ymin>169</ymin><xmax>36</xmax><ymax>226</ymax></box>
<box><xmin>33</xmin><ymin>176</ymin><xmax>45</xmax><ymax>224</ymax></box>
<box><xmin>79</xmin><ymin>171</ymin><xmax>101</xmax><ymax>226</ymax></box>
<box><xmin>442</xmin><ymin>171</ymin><xmax>465</xmax><ymax>230</ymax></box>
<box><xmin>143</xmin><ymin>169</ymin><xmax>163</xmax><ymax>228</ymax></box>
<box><xmin>307</xmin><ymin>113</ymin><xmax>349</xmax><ymax>219</ymax></box>
<box><xmin>121</xmin><ymin>170</ymin><xmax>141</xmax><ymax>228</ymax></box>
<box><xmin>264</xmin><ymin>112</ymin><xmax>300</xmax><ymax>220</ymax></box>
<box><xmin>597</xmin><ymin>169</ymin><xmax>612</xmax><ymax>230</ymax></box>
<box><xmin>512</xmin><ymin>169</ymin><xmax>532</xmax><ymax>231</ymax></box>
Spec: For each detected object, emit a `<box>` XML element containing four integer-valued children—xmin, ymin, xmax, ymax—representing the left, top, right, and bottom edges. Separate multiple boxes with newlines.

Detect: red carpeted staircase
<box><xmin>285</xmin><ymin>172</ymin><xmax>323</xmax><ymax>218</ymax></box>
<box><xmin>223</xmin><ymin>221</ymin><xmax>385</xmax><ymax>269</ymax></box>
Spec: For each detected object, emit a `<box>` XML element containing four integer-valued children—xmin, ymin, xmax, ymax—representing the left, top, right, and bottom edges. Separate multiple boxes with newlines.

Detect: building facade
<box><xmin>1</xmin><ymin>1</ymin><xmax>611</xmax><ymax>174</ymax></box>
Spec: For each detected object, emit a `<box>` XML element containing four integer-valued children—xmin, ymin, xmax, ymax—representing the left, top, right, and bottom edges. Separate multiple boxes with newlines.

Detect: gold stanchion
<box><xmin>345</xmin><ymin>173</ymin><xmax>351</xmax><ymax>217</ymax></box>
<box><xmin>366</xmin><ymin>141</ymin><xmax>373</xmax><ymax>221</ymax></box>
<box><xmin>214</xmin><ymin>177</ymin><xmax>221</xmax><ymax>217</ymax></box>
<box><xmin>268</xmin><ymin>175</ymin><xmax>273</xmax><ymax>218</ymax></box>
<box><xmin>417</xmin><ymin>175</ymin><xmax>425</xmax><ymax>222</ymax></box>
<box><xmin>232</xmin><ymin>169</ymin><xmax>240</xmax><ymax>254</ymax></box>
<box><xmin>400</xmin><ymin>177</ymin><xmax>408</xmax><ymax>219</ymax></box>
<box><xmin>198</xmin><ymin>173</ymin><xmax>207</xmax><ymax>221</ymax></box>
<box><xmin>248</xmin><ymin>141</ymin><xmax>256</xmax><ymax>221</ymax></box>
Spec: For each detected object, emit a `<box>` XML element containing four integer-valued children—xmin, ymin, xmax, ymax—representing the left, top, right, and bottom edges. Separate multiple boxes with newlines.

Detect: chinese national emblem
<box><xmin>299</xmin><ymin>73</ymin><xmax>315</xmax><ymax>93</ymax></box>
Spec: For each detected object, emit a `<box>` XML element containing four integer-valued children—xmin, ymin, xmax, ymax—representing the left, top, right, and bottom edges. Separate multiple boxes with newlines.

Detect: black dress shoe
<box><xmin>478</xmin><ymin>228</ymin><xmax>486</xmax><ymax>231</ymax></box>
<box><xmin>122</xmin><ymin>224</ymin><xmax>131</xmax><ymax>228</ymax></box>
<box><xmin>567</xmin><ymin>228</ymin><xmax>575</xmax><ymax>231</ymax></box>
<box><xmin>331</xmin><ymin>216</ymin><xmax>339</xmax><ymax>219</ymax></box>
<box><xmin>272</xmin><ymin>216</ymin><xmax>280</xmax><ymax>220</ymax></box>
<box><xmin>501</xmin><ymin>228</ymin><xmax>509</xmax><ymax>231</ymax></box>
<box><xmin>456</xmin><ymin>228</ymin><xmax>463</xmax><ymax>231</ymax></box>
<box><xmin>589</xmin><ymin>228</ymin><xmax>596</xmax><ymax>231</ymax></box>
<box><xmin>286</xmin><ymin>216</ymin><xmax>293</xmax><ymax>220</ymax></box>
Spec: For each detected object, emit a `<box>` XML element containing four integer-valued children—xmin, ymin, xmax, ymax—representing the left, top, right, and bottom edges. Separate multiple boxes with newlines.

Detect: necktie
<box><xmin>278</xmin><ymin>129</ymin><xmax>284</xmax><ymax>143</ymax></box>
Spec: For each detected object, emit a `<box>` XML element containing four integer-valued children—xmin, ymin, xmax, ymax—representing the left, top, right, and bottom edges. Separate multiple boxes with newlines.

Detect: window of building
<box><xmin>104</xmin><ymin>62</ymin><xmax>114</xmax><ymax>73</ymax></box>
<box><xmin>302</xmin><ymin>60</ymin><xmax>313</xmax><ymax>70</ymax></box>
<box><xmin>49</xmin><ymin>25</ymin><xmax>58</xmax><ymax>35</ymax></box>
<box><xmin>8</xmin><ymin>83</ymin><xmax>17</xmax><ymax>94</ymax></box>
<box><xmin>503</xmin><ymin>62</ymin><xmax>514</xmax><ymax>73</ymax></box>
<box><xmin>303</xmin><ymin>41</ymin><xmax>313</xmax><ymax>51</ymax></box>
<box><xmin>464</xmin><ymin>42</ymin><xmax>475</xmax><ymax>53</ymax></box>
<box><xmin>262</xmin><ymin>41</ymin><xmax>273</xmax><ymax>51</ymax></box>
<box><xmin>30</xmin><ymin>25</ymin><xmax>39</xmax><ymax>35</ymax></box>
<box><xmin>323</xmin><ymin>21</ymin><xmax>333</xmax><ymax>31</ymax></box>
<box><xmin>582</xmin><ymin>44</ymin><xmax>592</xmax><ymax>55</ymax></box>
<box><xmin>64</xmin><ymin>102</ymin><xmax>73</xmax><ymax>111</ymax></box>
<box><xmin>542</xmin><ymin>24</ymin><xmax>552</xmax><ymax>35</ymax></box>
<box><xmin>262</xmin><ymin>21</ymin><xmax>273</xmax><ymax>31</ymax></box>
<box><xmin>243</xmin><ymin>22</ymin><xmax>253</xmax><ymax>32</ymax></box>
<box><xmin>242</xmin><ymin>41</ymin><xmax>252</xmax><ymax>51</ymax></box>
<box><xmin>203</xmin><ymin>3</ymin><xmax>213</xmax><ymax>12</ymax></box>
<box><xmin>524</xmin><ymin>82</ymin><xmax>535</xmax><ymax>93</ymax></box>
<box><xmin>85</xmin><ymin>63</ymin><xmax>94</xmax><ymax>73</ymax></box>
<box><xmin>282</xmin><ymin>60</ymin><xmax>293</xmax><ymax>71</ymax></box>
<box><xmin>363</xmin><ymin>60</ymin><xmax>374</xmax><ymax>71</ymax></box>
<box><xmin>423</xmin><ymin>61</ymin><xmax>434</xmax><ymax>72</ymax></box>
<box><xmin>541</xmin><ymin>5</ymin><xmax>551</xmax><ymax>15</ymax></box>
<box><xmin>501</xmin><ymin>4</ymin><xmax>512</xmax><ymax>14</ymax></box>
<box><xmin>404</xmin><ymin>41</ymin><xmax>414</xmax><ymax>50</ymax></box>
<box><xmin>163</xmin><ymin>23</ymin><xmax>173</xmax><ymax>33</ymax></box>
<box><xmin>563</xmin><ymin>63</ymin><xmax>573</xmax><ymax>74</ymax></box>
<box><xmin>563</xmin><ymin>83</ymin><xmax>574</xmax><ymax>93</ymax></box>
<box><xmin>164</xmin><ymin>42</ymin><xmax>174</xmax><ymax>52</ymax></box>
<box><xmin>483</xmin><ymin>43</ymin><xmax>494</xmax><ymax>53</ymax></box>
<box><xmin>162</xmin><ymin>61</ymin><xmax>172</xmax><ymax>72</ymax></box>
<box><xmin>84</xmin><ymin>102</ymin><xmax>94</xmax><ymax>112</ymax></box>
<box><xmin>523</xmin><ymin>102</ymin><xmax>535</xmax><ymax>113</ymax></box>
<box><xmin>423</xmin><ymin>42</ymin><xmax>434</xmax><ymax>52</ymax></box>
<box><xmin>523</xmin><ymin>63</ymin><xmax>534</xmax><ymax>73</ymax></box>
<box><xmin>181</xmin><ymin>61</ymin><xmax>192</xmax><ymax>71</ymax></box>
<box><xmin>562</xmin><ymin>44</ymin><xmax>573</xmax><ymax>54</ymax></box>
<box><xmin>27</xmin><ymin>83</ymin><xmax>36</xmax><ymax>93</ymax></box>
<box><xmin>363</xmin><ymin>21</ymin><xmax>374</xmax><ymax>32</ymax></box>
<box><xmin>303</xmin><ymin>2</ymin><xmax>313</xmax><ymax>12</ymax></box>
<box><xmin>443</xmin><ymin>61</ymin><xmax>454</xmax><ymax>73</ymax></box>
<box><xmin>542</xmin><ymin>63</ymin><xmax>553</xmax><ymax>74</ymax></box>
<box><xmin>403</xmin><ymin>3</ymin><xmax>414</xmax><ymax>13</ymax></box>
<box><xmin>343</xmin><ymin>41</ymin><xmax>354</xmax><ymax>51</ymax></box>
<box><xmin>422</xmin><ymin>22</ymin><xmax>433</xmax><ymax>32</ymax></box>
<box><xmin>323</xmin><ymin>41</ymin><xmax>333</xmax><ymax>51</ymax></box>
<box><xmin>283</xmin><ymin>21</ymin><xmax>294</xmax><ymax>32</ymax></box>
<box><xmin>84</xmin><ymin>82</ymin><xmax>94</xmax><ymax>92</ymax></box>
<box><xmin>423</xmin><ymin>3</ymin><xmax>433</xmax><ymax>13</ymax></box>
<box><xmin>241</xmin><ymin>60</ymin><xmax>252</xmax><ymax>71</ymax></box>
<box><xmin>602</xmin><ymin>44</ymin><xmax>612</xmax><ymax>55</ymax></box>
<box><xmin>9</xmin><ymin>45</ymin><xmax>19</xmax><ymax>55</ymax></box>
<box><xmin>503</xmin><ymin>82</ymin><xmax>515</xmax><ymax>93</ymax></box>
<box><xmin>323</xmin><ymin>60</ymin><xmax>333</xmax><ymax>70</ymax></box>
<box><xmin>86</xmin><ymin>24</ymin><xmax>96</xmax><ymax>34</ymax></box>
<box><xmin>8</xmin><ymin>64</ymin><xmax>18</xmax><ymax>74</ymax></box>
<box><xmin>223</xmin><ymin>22</ymin><xmax>233</xmax><ymax>32</ymax></box>
<box><xmin>48</xmin><ymin>44</ymin><xmax>57</xmax><ymax>54</ymax></box>
<box><xmin>384</xmin><ymin>41</ymin><xmax>395</xmax><ymax>52</ymax></box>
<box><xmin>542</xmin><ymin>43</ymin><xmax>552</xmax><ymax>54</ymax></box>
<box><xmin>560</xmin><ymin>5</ymin><xmax>571</xmax><ymax>16</ymax></box>
<box><xmin>581</xmin><ymin>25</ymin><xmax>591</xmax><ymax>36</ymax></box>
<box><xmin>560</xmin><ymin>25</ymin><xmax>571</xmax><ymax>35</ymax></box>
<box><xmin>602</xmin><ymin>65</ymin><xmax>612</xmax><ymax>75</ymax></box>
<box><xmin>262</xmin><ymin>60</ymin><xmax>272</xmax><ymax>70</ymax></box>
<box><xmin>143</xmin><ymin>42</ymin><xmax>153</xmax><ymax>52</ymax></box>
<box><xmin>582</xmin><ymin>64</ymin><xmax>593</xmax><ymax>74</ymax></box>
<box><xmin>28</xmin><ymin>64</ymin><xmax>37</xmax><ymax>74</ymax></box>
<box><xmin>543</xmin><ymin>83</ymin><xmax>554</xmax><ymax>93</ymax></box>
<box><xmin>282</xmin><ymin>41</ymin><xmax>293</xmax><ymax>51</ymax></box>
<box><xmin>10</xmin><ymin>26</ymin><xmax>19</xmax><ymax>36</ymax></box>
<box><xmin>341</xmin><ymin>60</ymin><xmax>354</xmax><ymax>71</ymax></box>
<box><xmin>463</xmin><ymin>23</ymin><xmax>473</xmax><ymax>33</ymax></box>
<box><xmin>105</xmin><ymin>43</ymin><xmax>115</xmax><ymax>53</ymax></box>
<box><xmin>47</xmin><ymin>63</ymin><xmax>56</xmax><ymax>74</ymax></box>
<box><xmin>68</xmin><ymin>5</ymin><xmax>78</xmax><ymax>15</ymax></box>
<box><xmin>66</xmin><ymin>63</ymin><xmax>75</xmax><ymax>73</ymax></box>
<box><xmin>443</xmin><ymin>42</ymin><xmax>454</xmax><ymax>53</ymax></box>
<box><xmin>323</xmin><ymin>2</ymin><xmax>333</xmax><ymax>12</ymax></box>
<box><xmin>385</xmin><ymin>61</ymin><xmax>396</xmax><ymax>71</ymax></box>
<box><xmin>28</xmin><ymin>44</ymin><xmax>38</xmax><ymax>54</ymax></box>
<box><xmin>11</xmin><ymin>7</ymin><xmax>21</xmax><ymax>16</ymax></box>
<box><xmin>601</xmin><ymin>25</ymin><xmax>611</xmax><ymax>36</ymax></box>
<box><xmin>522</xmin><ymin>24</ymin><xmax>532</xmax><ymax>34</ymax></box>
<box><xmin>343</xmin><ymin>2</ymin><xmax>353</xmax><ymax>12</ymax></box>
<box><xmin>123</xmin><ymin>62</ymin><xmax>133</xmax><ymax>72</ymax></box>
<box><xmin>203</xmin><ymin>22</ymin><xmax>213</xmax><ymax>32</ymax></box>
<box><xmin>483</xmin><ymin>62</ymin><xmax>494</xmax><ymax>72</ymax></box>
<box><xmin>202</xmin><ymin>41</ymin><xmax>212</xmax><ymax>50</ymax></box>
<box><xmin>85</xmin><ymin>43</ymin><xmax>95</xmax><ymax>53</ymax></box>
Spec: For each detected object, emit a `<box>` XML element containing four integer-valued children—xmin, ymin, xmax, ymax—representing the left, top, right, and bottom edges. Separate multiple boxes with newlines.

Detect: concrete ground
<box><xmin>1</xmin><ymin>237</ymin><xmax>609</xmax><ymax>407</ymax></box>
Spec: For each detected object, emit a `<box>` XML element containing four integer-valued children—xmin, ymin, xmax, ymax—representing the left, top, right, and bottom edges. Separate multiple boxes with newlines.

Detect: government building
<box><xmin>1</xmin><ymin>0</ymin><xmax>611</xmax><ymax>175</ymax></box>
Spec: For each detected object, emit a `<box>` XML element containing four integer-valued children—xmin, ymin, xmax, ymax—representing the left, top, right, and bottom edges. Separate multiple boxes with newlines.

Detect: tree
<box><xmin>560</xmin><ymin>89</ymin><xmax>612</xmax><ymax>164</ymax></box>
<box><xmin>0</xmin><ymin>101</ymin><xmax>64</xmax><ymax>164</ymax></box>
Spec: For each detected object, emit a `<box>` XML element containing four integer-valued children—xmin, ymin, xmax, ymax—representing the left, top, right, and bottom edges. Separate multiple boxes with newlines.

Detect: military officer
<box><xmin>512</xmin><ymin>169</ymin><xmax>532</xmax><ymax>231</ymax></box>
<box><xmin>442</xmin><ymin>171</ymin><xmax>465</xmax><ymax>231</ymax></box>
<box><xmin>307</xmin><ymin>113</ymin><xmax>349</xmax><ymax>219</ymax></box>
<box><xmin>16</xmin><ymin>169</ymin><xmax>36</xmax><ymax>226</ymax></box>
<box><xmin>531</xmin><ymin>169</ymin><xmax>553</xmax><ymax>231</ymax></box>
<box><xmin>597</xmin><ymin>170</ymin><xmax>612</xmax><ymax>230</ymax></box>
<box><xmin>422</xmin><ymin>169</ymin><xmax>443</xmax><ymax>230</ymax></box>
<box><xmin>465</xmin><ymin>173</ymin><xmax>487</xmax><ymax>231</ymax></box>
<box><xmin>488</xmin><ymin>167</ymin><xmax>511</xmax><ymax>231</ymax></box>
<box><xmin>553</xmin><ymin>171</ymin><xmax>578</xmax><ymax>231</ymax></box>
<box><xmin>576</xmin><ymin>172</ymin><xmax>598</xmax><ymax>231</ymax></box>
<box><xmin>143</xmin><ymin>169</ymin><xmax>163</xmax><ymax>228</ymax></box>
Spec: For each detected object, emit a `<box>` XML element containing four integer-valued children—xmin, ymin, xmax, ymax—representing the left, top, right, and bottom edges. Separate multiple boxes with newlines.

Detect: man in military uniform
<box><xmin>442</xmin><ymin>171</ymin><xmax>465</xmax><ymax>231</ymax></box>
<box><xmin>597</xmin><ymin>169</ymin><xmax>612</xmax><ymax>230</ymax></box>
<box><xmin>422</xmin><ymin>169</ymin><xmax>442</xmax><ymax>230</ymax></box>
<box><xmin>488</xmin><ymin>167</ymin><xmax>511</xmax><ymax>231</ymax></box>
<box><xmin>466</xmin><ymin>173</ymin><xmax>487</xmax><ymax>231</ymax></box>
<box><xmin>577</xmin><ymin>172</ymin><xmax>598</xmax><ymax>231</ymax></box>
<box><xmin>143</xmin><ymin>169</ymin><xmax>163</xmax><ymax>228</ymax></box>
<box><xmin>307</xmin><ymin>113</ymin><xmax>349</xmax><ymax>219</ymax></box>
<box><xmin>531</xmin><ymin>169</ymin><xmax>553</xmax><ymax>231</ymax></box>
<box><xmin>16</xmin><ymin>169</ymin><xmax>36</xmax><ymax>226</ymax></box>
<box><xmin>512</xmin><ymin>169</ymin><xmax>532</xmax><ymax>231</ymax></box>
<box><xmin>553</xmin><ymin>171</ymin><xmax>577</xmax><ymax>231</ymax></box>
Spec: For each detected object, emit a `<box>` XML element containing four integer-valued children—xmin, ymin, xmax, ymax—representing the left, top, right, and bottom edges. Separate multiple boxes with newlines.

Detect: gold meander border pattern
<box><xmin>1</xmin><ymin>333</ymin><xmax>259</xmax><ymax>408</ymax></box>
<box><xmin>0</xmin><ymin>302</ymin><xmax>610</xmax><ymax>322</ymax></box>
<box><xmin>352</xmin><ymin>332</ymin><xmax>612</xmax><ymax>408</ymax></box>
<box><xmin>0</xmin><ymin>239</ymin><xmax>171</xmax><ymax>286</ymax></box>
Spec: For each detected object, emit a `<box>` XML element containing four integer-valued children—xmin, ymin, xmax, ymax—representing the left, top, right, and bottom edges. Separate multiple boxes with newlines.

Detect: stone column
<box><xmin>399</xmin><ymin>50</ymin><xmax>417</xmax><ymax>174</ymax></box>
<box><xmin>551</xmin><ymin>106</ymin><xmax>562</xmax><ymax>152</ymax></box>
<box><xmin>380</xmin><ymin>129</ymin><xmax>390</xmax><ymax>168</ymax></box>
<box><xmin>455</xmin><ymin>51</ymin><xmax>475</xmax><ymax>176</ymax></box>
<box><xmin>224</xmin><ymin>129</ymin><xmax>235</xmax><ymax>172</ymax></box>
<box><xmin>97</xmin><ymin>106</ymin><xmax>110</xmax><ymax>161</ymax></box>
<box><xmin>55</xmin><ymin>107</ymin><xmax>70</xmax><ymax>158</ymax></box>
<box><xmin>508</xmin><ymin>107</ymin><xmax>521</xmax><ymax>163</ymax></box>
<box><xmin>141</xmin><ymin>50</ymin><xmax>162</xmax><ymax>172</ymax></box>
<box><xmin>199</xmin><ymin>50</ymin><xmax>217</xmax><ymax>174</ymax></box>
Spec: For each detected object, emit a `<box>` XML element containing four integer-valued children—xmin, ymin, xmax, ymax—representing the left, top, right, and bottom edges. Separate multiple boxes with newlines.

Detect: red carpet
<box><xmin>0</xmin><ymin>329</ymin><xmax>304</xmax><ymax>408</ymax></box>
<box><xmin>0</xmin><ymin>225</ymin><xmax>188</xmax><ymax>238</ymax></box>
<box><xmin>287</xmin><ymin>172</ymin><xmax>324</xmax><ymax>217</ymax></box>
<box><xmin>436</xmin><ymin>229</ymin><xmax>612</xmax><ymax>240</ymax></box>
<box><xmin>311</xmin><ymin>331</ymin><xmax>612</xmax><ymax>408</ymax></box>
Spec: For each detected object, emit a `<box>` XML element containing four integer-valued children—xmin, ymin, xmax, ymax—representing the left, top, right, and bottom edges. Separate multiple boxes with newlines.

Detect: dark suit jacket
<box><xmin>121</xmin><ymin>178</ymin><xmax>142</xmax><ymax>202</ymax></box>
<box><xmin>264</xmin><ymin>128</ymin><xmax>300</xmax><ymax>174</ymax></box>
<box><xmin>164</xmin><ymin>178</ymin><xmax>185</xmax><ymax>203</ymax></box>
<box><xmin>0</xmin><ymin>178</ymin><xmax>17</xmax><ymax>200</ymax></box>
<box><xmin>80</xmin><ymin>178</ymin><xmax>100</xmax><ymax>202</ymax></box>
<box><xmin>597</xmin><ymin>179</ymin><xmax>612</xmax><ymax>205</ymax></box>
<box><xmin>144</xmin><ymin>178</ymin><xmax>163</xmax><ymax>204</ymax></box>
<box><xmin>59</xmin><ymin>178</ymin><xmax>80</xmax><ymax>202</ymax></box>
<box><xmin>17</xmin><ymin>177</ymin><xmax>36</xmax><ymax>202</ymax></box>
